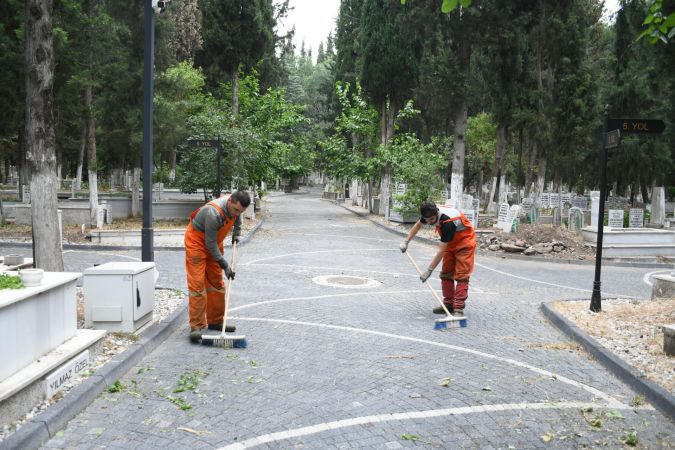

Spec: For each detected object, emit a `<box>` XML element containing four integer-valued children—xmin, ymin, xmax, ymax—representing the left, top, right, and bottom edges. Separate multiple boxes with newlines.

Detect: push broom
<box><xmin>201</xmin><ymin>241</ymin><xmax>248</xmax><ymax>348</ymax></box>
<box><xmin>404</xmin><ymin>250</ymin><xmax>467</xmax><ymax>330</ymax></box>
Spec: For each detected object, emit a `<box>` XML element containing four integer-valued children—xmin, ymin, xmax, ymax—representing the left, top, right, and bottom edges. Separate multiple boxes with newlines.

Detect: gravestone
<box><xmin>463</xmin><ymin>210</ymin><xmax>477</xmax><ymax>229</ymax></box>
<box><xmin>561</xmin><ymin>193</ymin><xmax>572</xmax><ymax>205</ymax></box>
<box><xmin>497</xmin><ymin>202</ymin><xmax>510</xmax><ymax>231</ymax></box>
<box><xmin>590</xmin><ymin>191</ymin><xmax>600</xmax><ymax>228</ymax></box>
<box><xmin>506</xmin><ymin>205</ymin><xmax>521</xmax><ymax>232</ymax></box>
<box><xmin>549</xmin><ymin>193</ymin><xmax>560</xmax><ymax>208</ymax></box>
<box><xmin>21</xmin><ymin>184</ymin><xmax>30</xmax><ymax>204</ymax></box>
<box><xmin>573</xmin><ymin>196</ymin><xmax>588</xmax><ymax>209</ymax></box>
<box><xmin>540</xmin><ymin>193</ymin><xmax>550</xmax><ymax>208</ymax></box>
<box><xmin>568</xmin><ymin>207</ymin><xmax>584</xmax><ymax>232</ymax></box>
<box><xmin>608</xmin><ymin>210</ymin><xmax>624</xmax><ymax>228</ymax></box>
<box><xmin>629</xmin><ymin>208</ymin><xmax>644</xmax><ymax>228</ymax></box>
<box><xmin>471</xmin><ymin>198</ymin><xmax>480</xmax><ymax>213</ymax></box>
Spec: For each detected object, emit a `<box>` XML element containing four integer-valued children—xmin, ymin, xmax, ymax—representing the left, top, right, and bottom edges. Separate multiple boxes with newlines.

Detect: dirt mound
<box><xmin>478</xmin><ymin>223</ymin><xmax>596</xmax><ymax>261</ymax></box>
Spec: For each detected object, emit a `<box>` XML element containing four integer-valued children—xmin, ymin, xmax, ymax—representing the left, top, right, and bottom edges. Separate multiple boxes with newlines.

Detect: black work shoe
<box><xmin>189</xmin><ymin>328</ymin><xmax>205</xmax><ymax>343</ymax></box>
<box><xmin>208</xmin><ymin>323</ymin><xmax>236</xmax><ymax>333</ymax></box>
<box><xmin>433</xmin><ymin>305</ymin><xmax>454</xmax><ymax>315</ymax></box>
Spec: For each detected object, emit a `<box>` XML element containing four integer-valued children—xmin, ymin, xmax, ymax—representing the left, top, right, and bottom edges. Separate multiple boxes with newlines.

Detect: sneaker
<box><xmin>452</xmin><ymin>309</ymin><xmax>465</xmax><ymax>318</ymax></box>
<box><xmin>433</xmin><ymin>304</ymin><xmax>454</xmax><ymax>315</ymax></box>
<box><xmin>189</xmin><ymin>328</ymin><xmax>205</xmax><ymax>343</ymax></box>
<box><xmin>208</xmin><ymin>323</ymin><xmax>236</xmax><ymax>333</ymax></box>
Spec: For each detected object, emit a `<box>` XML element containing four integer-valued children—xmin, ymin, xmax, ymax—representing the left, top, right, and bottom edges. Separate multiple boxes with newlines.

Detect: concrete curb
<box><xmin>540</xmin><ymin>301</ymin><xmax>675</xmax><ymax>421</ymax></box>
<box><xmin>334</xmin><ymin>202</ymin><xmax>674</xmax><ymax>269</ymax></box>
<box><xmin>1</xmin><ymin>215</ymin><xmax>267</xmax><ymax>449</ymax></box>
<box><xmin>0</xmin><ymin>217</ymin><xmax>265</xmax><ymax>253</ymax></box>
<box><xmin>2</xmin><ymin>300</ymin><xmax>189</xmax><ymax>450</ymax></box>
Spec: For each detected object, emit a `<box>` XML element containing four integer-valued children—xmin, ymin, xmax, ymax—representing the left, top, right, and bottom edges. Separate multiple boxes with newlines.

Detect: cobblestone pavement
<box><xmin>4</xmin><ymin>189</ymin><xmax>673</xmax><ymax>449</ymax></box>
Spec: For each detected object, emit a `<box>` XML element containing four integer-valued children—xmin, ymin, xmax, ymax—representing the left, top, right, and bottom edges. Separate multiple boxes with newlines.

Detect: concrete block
<box><xmin>651</xmin><ymin>274</ymin><xmax>675</xmax><ymax>300</ymax></box>
<box><xmin>663</xmin><ymin>324</ymin><xmax>675</xmax><ymax>356</ymax></box>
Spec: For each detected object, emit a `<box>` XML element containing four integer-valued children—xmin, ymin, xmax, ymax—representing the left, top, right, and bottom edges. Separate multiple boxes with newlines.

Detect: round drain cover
<box><xmin>312</xmin><ymin>275</ymin><xmax>381</xmax><ymax>289</ymax></box>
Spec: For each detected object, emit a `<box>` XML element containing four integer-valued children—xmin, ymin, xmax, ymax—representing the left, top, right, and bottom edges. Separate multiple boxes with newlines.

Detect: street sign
<box><xmin>188</xmin><ymin>139</ymin><xmax>219</xmax><ymax>147</ymax></box>
<box><xmin>605</xmin><ymin>129</ymin><xmax>621</xmax><ymax>148</ymax></box>
<box><xmin>607</xmin><ymin>118</ymin><xmax>665</xmax><ymax>134</ymax></box>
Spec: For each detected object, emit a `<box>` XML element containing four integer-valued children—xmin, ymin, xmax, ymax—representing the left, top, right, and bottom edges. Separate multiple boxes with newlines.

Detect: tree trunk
<box><xmin>75</xmin><ymin>118</ymin><xmax>85</xmax><ymax>190</ymax></box>
<box><xmin>534</xmin><ymin>156</ymin><xmax>547</xmax><ymax>206</ymax></box>
<box><xmin>450</xmin><ymin>99</ymin><xmax>468</xmax><ymax>207</ymax></box>
<box><xmin>25</xmin><ymin>0</ymin><xmax>63</xmax><ymax>271</ymax></box>
<box><xmin>169</xmin><ymin>147</ymin><xmax>176</xmax><ymax>182</ymax></box>
<box><xmin>524</xmin><ymin>138</ymin><xmax>537</xmax><ymax>198</ymax></box>
<box><xmin>131</xmin><ymin>165</ymin><xmax>141</xmax><ymax>217</ymax></box>
<box><xmin>486</xmin><ymin>125</ymin><xmax>507</xmax><ymax>213</ymax></box>
<box><xmin>231</xmin><ymin>67</ymin><xmax>238</xmax><ymax>117</ymax></box>
<box><xmin>84</xmin><ymin>84</ymin><xmax>99</xmax><ymax>226</ymax></box>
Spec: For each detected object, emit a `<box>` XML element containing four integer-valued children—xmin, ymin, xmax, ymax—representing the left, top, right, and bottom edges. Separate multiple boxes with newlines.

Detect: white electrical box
<box><xmin>83</xmin><ymin>262</ymin><xmax>156</xmax><ymax>333</ymax></box>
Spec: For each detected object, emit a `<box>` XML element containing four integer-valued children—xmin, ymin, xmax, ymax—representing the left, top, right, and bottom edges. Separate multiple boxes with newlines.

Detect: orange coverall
<box><xmin>436</xmin><ymin>208</ymin><xmax>476</xmax><ymax>311</ymax></box>
<box><xmin>184</xmin><ymin>200</ymin><xmax>237</xmax><ymax>330</ymax></box>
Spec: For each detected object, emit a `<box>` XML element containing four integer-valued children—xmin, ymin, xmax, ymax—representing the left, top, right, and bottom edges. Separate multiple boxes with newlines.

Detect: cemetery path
<box><xmin>5</xmin><ymin>189</ymin><xmax>673</xmax><ymax>449</ymax></box>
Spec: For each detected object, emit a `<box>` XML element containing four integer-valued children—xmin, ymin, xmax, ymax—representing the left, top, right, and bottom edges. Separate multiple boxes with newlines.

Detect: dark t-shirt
<box><xmin>420</xmin><ymin>213</ymin><xmax>456</xmax><ymax>243</ymax></box>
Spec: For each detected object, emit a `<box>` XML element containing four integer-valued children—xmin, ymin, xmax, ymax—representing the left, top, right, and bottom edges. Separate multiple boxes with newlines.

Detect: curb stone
<box><xmin>1</xmin><ymin>215</ymin><xmax>265</xmax><ymax>449</ymax></box>
<box><xmin>334</xmin><ymin>201</ymin><xmax>674</xmax><ymax>269</ymax></box>
<box><xmin>2</xmin><ymin>300</ymin><xmax>188</xmax><ymax>450</ymax></box>
<box><xmin>541</xmin><ymin>301</ymin><xmax>675</xmax><ymax>421</ymax></box>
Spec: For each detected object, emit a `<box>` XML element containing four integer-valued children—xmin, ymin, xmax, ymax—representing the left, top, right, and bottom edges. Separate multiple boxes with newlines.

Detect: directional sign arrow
<box><xmin>607</xmin><ymin>118</ymin><xmax>665</xmax><ymax>134</ymax></box>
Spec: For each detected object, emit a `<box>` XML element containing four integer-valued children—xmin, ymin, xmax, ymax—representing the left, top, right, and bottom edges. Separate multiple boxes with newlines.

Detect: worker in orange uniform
<box><xmin>184</xmin><ymin>190</ymin><xmax>251</xmax><ymax>343</ymax></box>
<box><xmin>399</xmin><ymin>201</ymin><xmax>476</xmax><ymax>317</ymax></box>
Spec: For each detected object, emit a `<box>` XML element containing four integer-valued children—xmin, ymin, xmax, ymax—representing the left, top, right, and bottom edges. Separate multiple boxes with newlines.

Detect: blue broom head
<box><xmin>434</xmin><ymin>321</ymin><xmax>447</xmax><ymax>330</ymax></box>
<box><xmin>201</xmin><ymin>336</ymin><xmax>248</xmax><ymax>349</ymax></box>
<box><xmin>434</xmin><ymin>318</ymin><xmax>468</xmax><ymax>330</ymax></box>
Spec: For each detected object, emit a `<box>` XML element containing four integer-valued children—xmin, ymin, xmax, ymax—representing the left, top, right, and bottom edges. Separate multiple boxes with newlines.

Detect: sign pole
<box><xmin>141</xmin><ymin>0</ymin><xmax>155</xmax><ymax>263</ymax></box>
<box><xmin>216</xmin><ymin>136</ymin><xmax>222</xmax><ymax>198</ymax></box>
<box><xmin>591</xmin><ymin>106</ymin><xmax>610</xmax><ymax>312</ymax></box>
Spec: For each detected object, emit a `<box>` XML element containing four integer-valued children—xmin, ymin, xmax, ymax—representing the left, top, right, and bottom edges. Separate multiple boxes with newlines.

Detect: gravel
<box><xmin>0</xmin><ymin>288</ymin><xmax>185</xmax><ymax>442</ymax></box>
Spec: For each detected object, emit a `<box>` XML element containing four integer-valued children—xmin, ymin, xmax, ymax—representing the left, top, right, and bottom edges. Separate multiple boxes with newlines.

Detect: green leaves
<box><xmin>638</xmin><ymin>0</ymin><xmax>675</xmax><ymax>44</ymax></box>
<box><xmin>0</xmin><ymin>273</ymin><xmax>24</xmax><ymax>290</ymax></box>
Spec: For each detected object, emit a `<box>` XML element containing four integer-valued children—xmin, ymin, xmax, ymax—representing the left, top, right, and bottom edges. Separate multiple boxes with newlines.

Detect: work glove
<box><xmin>420</xmin><ymin>268</ymin><xmax>433</xmax><ymax>283</ymax></box>
<box><xmin>399</xmin><ymin>240</ymin><xmax>409</xmax><ymax>253</ymax></box>
<box><xmin>224</xmin><ymin>266</ymin><xmax>235</xmax><ymax>280</ymax></box>
<box><xmin>232</xmin><ymin>235</ymin><xmax>240</xmax><ymax>245</ymax></box>
<box><xmin>220</xmin><ymin>261</ymin><xmax>236</xmax><ymax>280</ymax></box>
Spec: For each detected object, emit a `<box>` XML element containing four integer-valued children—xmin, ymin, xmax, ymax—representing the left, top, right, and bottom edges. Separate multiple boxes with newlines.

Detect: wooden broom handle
<box><xmin>404</xmin><ymin>250</ymin><xmax>452</xmax><ymax>316</ymax></box>
<box><xmin>222</xmin><ymin>241</ymin><xmax>238</xmax><ymax>329</ymax></box>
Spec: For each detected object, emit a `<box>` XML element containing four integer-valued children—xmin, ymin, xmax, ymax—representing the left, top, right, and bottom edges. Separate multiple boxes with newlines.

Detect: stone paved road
<box><xmin>4</xmin><ymin>189</ymin><xmax>673</xmax><ymax>449</ymax></box>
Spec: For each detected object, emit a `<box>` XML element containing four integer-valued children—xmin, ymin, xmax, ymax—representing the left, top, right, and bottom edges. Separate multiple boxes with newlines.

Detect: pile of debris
<box><xmin>477</xmin><ymin>224</ymin><xmax>596</xmax><ymax>260</ymax></box>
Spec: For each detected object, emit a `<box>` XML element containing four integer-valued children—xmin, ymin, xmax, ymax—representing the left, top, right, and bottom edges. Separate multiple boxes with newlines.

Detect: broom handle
<box><xmin>222</xmin><ymin>241</ymin><xmax>237</xmax><ymax>331</ymax></box>
<box><xmin>404</xmin><ymin>250</ymin><xmax>452</xmax><ymax>316</ymax></box>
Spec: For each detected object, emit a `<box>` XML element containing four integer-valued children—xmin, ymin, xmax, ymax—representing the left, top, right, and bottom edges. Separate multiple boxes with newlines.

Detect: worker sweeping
<box><xmin>184</xmin><ymin>190</ymin><xmax>251</xmax><ymax>343</ymax></box>
<box><xmin>399</xmin><ymin>201</ymin><xmax>476</xmax><ymax>317</ymax></box>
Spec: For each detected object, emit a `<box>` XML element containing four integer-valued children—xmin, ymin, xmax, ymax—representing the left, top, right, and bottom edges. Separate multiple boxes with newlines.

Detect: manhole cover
<box><xmin>312</xmin><ymin>275</ymin><xmax>381</xmax><ymax>289</ymax></box>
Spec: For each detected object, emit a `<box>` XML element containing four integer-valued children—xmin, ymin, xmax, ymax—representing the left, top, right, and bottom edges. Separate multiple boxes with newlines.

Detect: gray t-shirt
<box><xmin>191</xmin><ymin>196</ymin><xmax>242</xmax><ymax>268</ymax></box>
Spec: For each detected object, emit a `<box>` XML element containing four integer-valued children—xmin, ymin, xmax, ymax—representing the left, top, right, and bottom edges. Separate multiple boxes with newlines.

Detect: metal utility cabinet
<box><xmin>83</xmin><ymin>262</ymin><xmax>156</xmax><ymax>332</ymax></box>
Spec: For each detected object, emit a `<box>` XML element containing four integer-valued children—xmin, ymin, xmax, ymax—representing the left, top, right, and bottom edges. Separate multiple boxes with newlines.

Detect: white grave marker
<box><xmin>629</xmin><ymin>208</ymin><xmax>644</xmax><ymax>228</ymax></box>
<box><xmin>608</xmin><ymin>210</ymin><xmax>624</xmax><ymax>228</ymax></box>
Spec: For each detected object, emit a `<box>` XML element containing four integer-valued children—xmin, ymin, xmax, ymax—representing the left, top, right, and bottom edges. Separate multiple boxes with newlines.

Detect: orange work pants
<box><xmin>184</xmin><ymin>222</ymin><xmax>227</xmax><ymax>330</ymax></box>
<box><xmin>440</xmin><ymin>230</ymin><xmax>476</xmax><ymax>310</ymax></box>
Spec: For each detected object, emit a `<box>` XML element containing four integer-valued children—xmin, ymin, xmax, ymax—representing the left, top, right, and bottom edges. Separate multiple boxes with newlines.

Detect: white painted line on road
<box><xmin>217</xmin><ymin>401</ymin><xmax>643</xmax><ymax>449</ymax></box>
<box><xmin>475</xmin><ymin>262</ymin><xmax>639</xmax><ymax>299</ymax></box>
<box><xmin>642</xmin><ymin>269</ymin><xmax>672</xmax><ymax>287</ymax></box>
<box><xmin>229</xmin><ymin>317</ymin><xmax>625</xmax><ymax>408</ymax></box>
<box><xmin>62</xmin><ymin>250</ymin><xmax>141</xmax><ymax>261</ymax></box>
<box><xmin>230</xmin><ymin>290</ymin><xmax>432</xmax><ymax>312</ymax></box>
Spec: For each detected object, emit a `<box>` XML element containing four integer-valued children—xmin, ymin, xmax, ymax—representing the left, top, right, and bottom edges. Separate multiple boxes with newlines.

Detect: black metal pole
<box><xmin>590</xmin><ymin>106</ymin><xmax>609</xmax><ymax>312</ymax></box>
<box><xmin>216</xmin><ymin>136</ymin><xmax>222</xmax><ymax>198</ymax></box>
<box><xmin>141</xmin><ymin>0</ymin><xmax>154</xmax><ymax>262</ymax></box>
